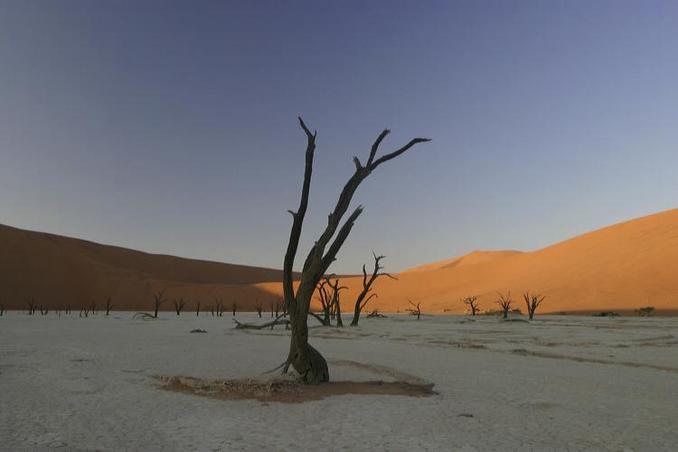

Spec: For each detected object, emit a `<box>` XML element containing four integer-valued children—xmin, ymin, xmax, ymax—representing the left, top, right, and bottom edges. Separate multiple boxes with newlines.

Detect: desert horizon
<box><xmin>2</xmin><ymin>2</ymin><xmax>678</xmax><ymax>451</ymax></box>
<box><xmin>3</xmin><ymin>207</ymin><xmax>678</xmax><ymax>316</ymax></box>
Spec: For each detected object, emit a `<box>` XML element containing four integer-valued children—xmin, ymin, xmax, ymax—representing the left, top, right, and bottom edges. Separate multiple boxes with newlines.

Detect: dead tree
<box><xmin>327</xmin><ymin>278</ymin><xmax>347</xmax><ymax>327</ymax></box>
<box><xmin>0</xmin><ymin>304</ymin><xmax>4</xmax><ymax>316</ymax></box>
<box><xmin>496</xmin><ymin>291</ymin><xmax>513</xmax><ymax>319</ymax></box>
<box><xmin>40</xmin><ymin>305</ymin><xmax>49</xmax><ymax>315</ymax></box>
<box><xmin>367</xmin><ymin>309</ymin><xmax>386</xmax><ymax>318</ymax></box>
<box><xmin>462</xmin><ymin>296</ymin><xmax>480</xmax><ymax>316</ymax></box>
<box><xmin>104</xmin><ymin>298</ymin><xmax>113</xmax><ymax>316</ymax></box>
<box><xmin>232</xmin><ymin>302</ymin><xmax>237</xmax><ymax>317</ymax></box>
<box><xmin>152</xmin><ymin>291</ymin><xmax>167</xmax><ymax>318</ymax></box>
<box><xmin>351</xmin><ymin>253</ymin><xmax>396</xmax><ymax>326</ymax></box>
<box><xmin>315</xmin><ymin>280</ymin><xmax>332</xmax><ymax>326</ymax></box>
<box><xmin>215</xmin><ymin>299</ymin><xmax>224</xmax><ymax>317</ymax></box>
<box><xmin>90</xmin><ymin>302</ymin><xmax>97</xmax><ymax>315</ymax></box>
<box><xmin>173</xmin><ymin>298</ymin><xmax>186</xmax><ymax>315</ymax></box>
<box><xmin>523</xmin><ymin>292</ymin><xmax>545</xmax><ymax>320</ymax></box>
<box><xmin>636</xmin><ymin>306</ymin><xmax>655</xmax><ymax>317</ymax></box>
<box><xmin>196</xmin><ymin>300</ymin><xmax>201</xmax><ymax>316</ymax></box>
<box><xmin>280</xmin><ymin>117</ymin><xmax>430</xmax><ymax>383</ymax></box>
<box><xmin>26</xmin><ymin>298</ymin><xmax>36</xmax><ymax>315</ymax></box>
<box><xmin>80</xmin><ymin>305</ymin><xmax>89</xmax><ymax>318</ymax></box>
<box><xmin>406</xmin><ymin>299</ymin><xmax>422</xmax><ymax>320</ymax></box>
<box><xmin>256</xmin><ymin>300</ymin><xmax>263</xmax><ymax>318</ymax></box>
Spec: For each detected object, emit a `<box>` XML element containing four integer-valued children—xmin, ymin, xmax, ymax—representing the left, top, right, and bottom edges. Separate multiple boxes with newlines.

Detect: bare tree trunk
<box><xmin>280</xmin><ymin>118</ymin><xmax>429</xmax><ymax>383</ymax></box>
<box><xmin>350</xmin><ymin>253</ymin><xmax>395</xmax><ymax>326</ymax></box>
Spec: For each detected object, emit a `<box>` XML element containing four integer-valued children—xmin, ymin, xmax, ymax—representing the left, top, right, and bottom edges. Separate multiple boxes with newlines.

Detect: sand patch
<box><xmin>155</xmin><ymin>375</ymin><xmax>436</xmax><ymax>403</ymax></box>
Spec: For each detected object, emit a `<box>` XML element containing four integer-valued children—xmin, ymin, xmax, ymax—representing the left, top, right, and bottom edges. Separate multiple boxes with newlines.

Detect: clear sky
<box><xmin>1</xmin><ymin>0</ymin><xmax>677</xmax><ymax>273</ymax></box>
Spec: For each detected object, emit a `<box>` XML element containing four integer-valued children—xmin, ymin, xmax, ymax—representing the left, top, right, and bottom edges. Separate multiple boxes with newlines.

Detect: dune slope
<box><xmin>2</xmin><ymin>208</ymin><xmax>678</xmax><ymax>313</ymax></box>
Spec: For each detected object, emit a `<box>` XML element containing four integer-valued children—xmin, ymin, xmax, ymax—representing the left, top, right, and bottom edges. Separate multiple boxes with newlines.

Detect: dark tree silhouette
<box><xmin>173</xmin><ymin>298</ymin><xmax>186</xmax><ymax>315</ymax></box>
<box><xmin>315</xmin><ymin>279</ymin><xmax>332</xmax><ymax>326</ymax></box>
<box><xmin>105</xmin><ymin>298</ymin><xmax>113</xmax><ymax>316</ymax></box>
<box><xmin>327</xmin><ymin>278</ymin><xmax>347</xmax><ymax>327</ymax></box>
<box><xmin>636</xmin><ymin>306</ymin><xmax>655</xmax><ymax>317</ymax></box>
<box><xmin>0</xmin><ymin>304</ymin><xmax>5</xmax><ymax>316</ymax></box>
<box><xmin>281</xmin><ymin>117</ymin><xmax>429</xmax><ymax>383</ymax></box>
<box><xmin>152</xmin><ymin>291</ymin><xmax>167</xmax><ymax>318</ymax></box>
<box><xmin>351</xmin><ymin>253</ymin><xmax>396</xmax><ymax>326</ymax></box>
<box><xmin>26</xmin><ymin>298</ymin><xmax>36</xmax><ymax>315</ymax></box>
<box><xmin>195</xmin><ymin>300</ymin><xmax>201</xmax><ymax>316</ymax></box>
<box><xmin>523</xmin><ymin>292</ymin><xmax>545</xmax><ymax>320</ymax></box>
<box><xmin>256</xmin><ymin>300</ymin><xmax>263</xmax><ymax>318</ymax></box>
<box><xmin>496</xmin><ymin>291</ymin><xmax>513</xmax><ymax>319</ymax></box>
<box><xmin>406</xmin><ymin>299</ymin><xmax>422</xmax><ymax>320</ymax></box>
<box><xmin>462</xmin><ymin>296</ymin><xmax>480</xmax><ymax>316</ymax></box>
<box><xmin>232</xmin><ymin>302</ymin><xmax>237</xmax><ymax>317</ymax></box>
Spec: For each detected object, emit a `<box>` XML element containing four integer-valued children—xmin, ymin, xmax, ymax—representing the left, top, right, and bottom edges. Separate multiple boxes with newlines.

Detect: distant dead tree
<box><xmin>0</xmin><ymin>304</ymin><xmax>5</xmax><ymax>316</ymax></box>
<box><xmin>64</xmin><ymin>305</ymin><xmax>71</xmax><ymax>315</ymax></box>
<box><xmin>256</xmin><ymin>300</ymin><xmax>263</xmax><ymax>318</ymax></box>
<box><xmin>523</xmin><ymin>292</ymin><xmax>545</xmax><ymax>320</ymax></box>
<box><xmin>195</xmin><ymin>300</ymin><xmax>201</xmax><ymax>316</ymax></box>
<box><xmin>496</xmin><ymin>291</ymin><xmax>513</xmax><ymax>319</ymax></box>
<box><xmin>39</xmin><ymin>305</ymin><xmax>49</xmax><ymax>315</ymax></box>
<box><xmin>215</xmin><ymin>299</ymin><xmax>224</xmax><ymax>317</ymax></box>
<box><xmin>152</xmin><ymin>291</ymin><xmax>167</xmax><ymax>318</ymax></box>
<box><xmin>636</xmin><ymin>306</ymin><xmax>655</xmax><ymax>317</ymax></box>
<box><xmin>351</xmin><ymin>253</ymin><xmax>396</xmax><ymax>326</ymax></box>
<box><xmin>173</xmin><ymin>298</ymin><xmax>186</xmax><ymax>315</ymax></box>
<box><xmin>406</xmin><ymin>299</ymin><xmax>422</xmax><ymax>320</ymax></box>
<box><xmin>89</xmin><ymin>301</ymin><xmax>97</xmax><ymax>315</ymax></box>
<box><xmin>104</xmin><ymin>298</ymin><xmax>113</xmax><ymax>316</ymax></box>
<box><xmin>232</xmin><ymin>302</ymin><xmax>237</xmax><ymax>317</ymax></box>
<box><xmin>26</xmin><ymin>298</ymin><xmax>36</xmax><ymax>315</ymax></box>
<box><xmin>315</xmin><ymin>280</ymin><xmax>332</xmax><ymax>326</ymax></box>
<box><xmin>80</xmin><ymin>305</ymin><xmax>89</xmax><ymax>318</ymax></box>
<box><xmin>279</xmin><ymin>117</ymin><xmax>429</xmax><ymax>383</ymax></box>
<box><xmin>462</xmin><ymin>296</ymin><xmax>480</xmax><ymax>316</ymax></box>
<box><xmin>328</xmin><ymin>278</ymin><xmax>347</xmax><ymax>327</ymax></box>
<box><xmin>367</xmin><ymin>309</ymin><xmax>386</xmax><ymax>318</ymax></box>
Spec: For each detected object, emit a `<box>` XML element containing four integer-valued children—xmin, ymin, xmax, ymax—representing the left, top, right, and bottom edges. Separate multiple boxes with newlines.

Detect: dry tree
<box><xmin>215</xmin><ymin>299</ymin><xmax>224</xmax><ymax>317</ymax></box>
<box><xmin>523</xmin><ymin>292</ymin><xmax>545</xmax><ymax>320</ymax></box>
<box><xmin>40</xmin><ymin>305</ymin><xmax>49</xmax><ymax>315</ymax></box>
<box><xmin>496</xmin><ymin>291</ymin><xmax>513</xmax><ymax>319</ymax></box>
<box><xmin>152</xmin><ymin>291</ymin><xmax>167</xmax><ymax>318</ymax></box>
<box><xmin>462</xmin><ymin>296</ymin><xmax>480</xmax><ymax>316</ymax></box>
<box><xmin>26</xmin><ymin>298</ymin><xmax>36</xmax><ymax>315</ymax></box>
<box><xmin>195</xmin><ymin>300</ymin><xmax>201</xmax><ymax>317</ymax></box>
<box><xmin>351</xmin><ymin>252</ymin><xmax>396</xmax><ymax>326</ymax></box>
<box><xmin>173</xmin><ymin>298</ymin><xmax>186</xmax><ymax>315</ymax></box>
<box><xmin>327</xmin><ymin>278</ymin><xmax>347</xmax><ymax>327</ymax></box>
<box><xmin>104</xmin><ymin>298</ymin><xmax>113</xmax><ymax>316</ymax></box>
<box><xmin>80</xmin><ymin>305</ymin><xmax>89</xmax><ymax>318</ymax></box>
<box><xmin>279</xmin><ymin>117</ymin><xmax>429</xmax><ymax>383</ymax></box>
<box><xmin>232</xmin><ymin>302</ymin><xmax>237</xmax><ymax>317</ymax></box>
<box><xmin>0</xmin><ymin>304</ymin><xmax>5</xmax><ymax>316</ymax></box>
<box><xmin>256</xmin><ymin>299</ymin><xmax>263</xmax><ymax>318</ymax></box>
<box><xmin>636</xmin><ymin>306</ymin><xmax>655</xmax><ymax>317</ymax></box>
<box><xmin>367</xmin><ymin>309</ymin><xmax>386</xmax><ymax>318</ymax></box>
<box><xmin>314</xmin><ymin>279</ymin><xmax>333</xmax><ymax>326</ymax></box>
<box><xmin>89</xmin><ymin>302</ymin><xmax>97</xmax><ymax>315</ymax></box>
<box><xmin>406</xmin><ymin>299</ymin><xmax>422</xmax><ymax>320</ymax></box>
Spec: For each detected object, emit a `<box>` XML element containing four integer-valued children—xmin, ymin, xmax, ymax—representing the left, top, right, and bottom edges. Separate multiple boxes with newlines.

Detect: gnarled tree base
<box><xmin>290</xmin><ymin>343</ymin><xmax>329</xmax><ymax>384</ymax></box>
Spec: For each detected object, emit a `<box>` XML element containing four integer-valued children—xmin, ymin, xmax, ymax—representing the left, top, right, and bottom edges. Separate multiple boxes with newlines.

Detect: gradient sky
<box><xmin>1</xmin><ymin>0</ymin><xmax>677</xmax><ymax>273</ymax></box>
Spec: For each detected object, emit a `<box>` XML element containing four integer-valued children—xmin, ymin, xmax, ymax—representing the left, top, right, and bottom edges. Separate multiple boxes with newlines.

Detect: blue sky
<box><xmin>1</xmin><ymin>0</ymin><xmax>677</xmax><ymax>272</ymax></box>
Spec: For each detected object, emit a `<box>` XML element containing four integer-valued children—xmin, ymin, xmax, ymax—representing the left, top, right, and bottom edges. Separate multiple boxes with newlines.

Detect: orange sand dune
<box><xmin>2</xmin><ymin>209</ymin><xmax>678</xmax><ymax>314</ymax></box>
<box><xmin>260</xmin><ymin>208</ymin><xmax>678</xmax><ymax>314</ymax></box>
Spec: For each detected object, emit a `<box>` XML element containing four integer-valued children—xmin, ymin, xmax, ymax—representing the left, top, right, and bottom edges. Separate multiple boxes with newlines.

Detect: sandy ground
<box><xmin>1</xmin><ymin>312</ymin><xmax>677</xmax><ymax>451</ymax></box>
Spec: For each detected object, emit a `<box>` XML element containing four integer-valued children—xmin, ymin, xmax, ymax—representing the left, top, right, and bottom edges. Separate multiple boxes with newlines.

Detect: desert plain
<box><xmin>1</xmin><ymin>311</ymin><xmax>677</xmax><ymax>451</ymax></box>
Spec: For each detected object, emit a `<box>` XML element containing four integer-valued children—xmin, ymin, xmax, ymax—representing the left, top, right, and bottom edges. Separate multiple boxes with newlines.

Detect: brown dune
<box><xmin>3</xmin><ymin>208</ymin><xmax>678</xmax><ymax>313</ymax></box>
<box><xmin>0</xmin><ymin>223</ymin><xmax>292</xmax><ymax>311</ymax></box>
